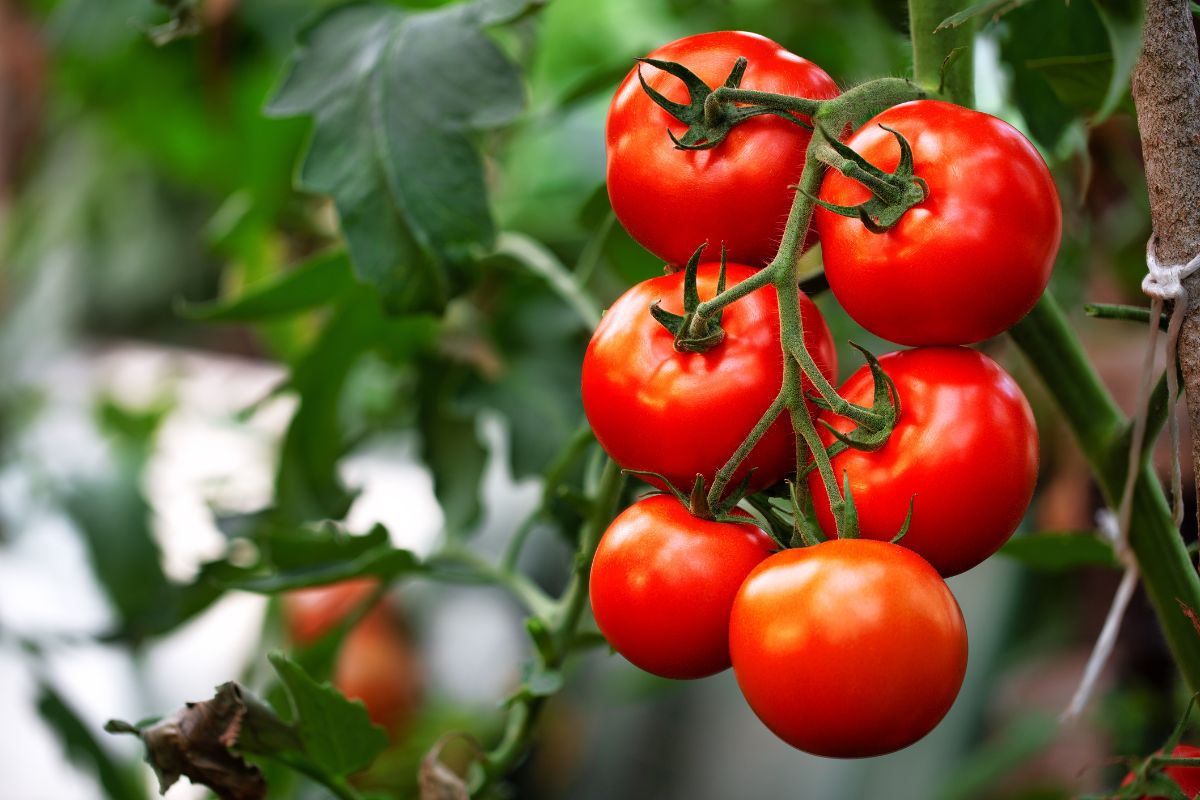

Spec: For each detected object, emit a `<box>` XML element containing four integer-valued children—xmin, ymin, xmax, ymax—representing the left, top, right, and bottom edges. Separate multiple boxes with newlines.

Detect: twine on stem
<box><xmin>1061</xmin><ymin>239</ymin><xmax>1200</xmax><ymax>723</ymax></box>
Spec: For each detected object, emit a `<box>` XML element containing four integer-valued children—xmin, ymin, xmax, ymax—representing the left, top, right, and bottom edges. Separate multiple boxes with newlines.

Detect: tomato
<box><xmin>334</xmin><ymin>605</ymin><xmax>423</xmax><ymax>734</ymax></box>
<box><xmin>582</xmin><ymin>260</ymin><xmax>836</xmax><ymax>493</ymax></box>
<box><xmin>607</xmin><ymin>31</ymin><xmax>839</xmax><ymax>268</ymax></box>
<box><xmin>729</xmin><ymin>539</ymin><xmax>967</xmax><ymax>757</ymax></box>
<box><xmin>814</xmin><ymin>100</ymin><xmax>1061</xmax><ymax>345</ymax></box>
<box><xmin>589</xmin><ymin>494</ymin><xmax>775</xmax><ymax>679</ymax></box>
<box><xmin>282</xmin><ymin>577</ymin><xmax>379</xmax><ymax>647</ymax></box>
<box><xmin>809</xmin><ymin>346</ymin><xmax>1037</xmax><ymax>577</ymax></box>
<box><xmin>1122</xmin><ymin>745</ymin><xmax>1200</xmax><ymax>799</ymax></box>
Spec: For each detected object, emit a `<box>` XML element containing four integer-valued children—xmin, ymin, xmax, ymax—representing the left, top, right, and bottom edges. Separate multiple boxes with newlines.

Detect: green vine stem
<box><xmin>471</xmin><ymin>459</ymin><xmax>625</xmax><ymax>797</ymax></box>
<box><xmin>700</xmin><ymin>80</ymin><xmax>926</xmax><ymax>523</ymax></box>
<box><xmin>907</xmin><ymin>0</ymin><xmax>1200</xmax><ymax>689</ymax></box>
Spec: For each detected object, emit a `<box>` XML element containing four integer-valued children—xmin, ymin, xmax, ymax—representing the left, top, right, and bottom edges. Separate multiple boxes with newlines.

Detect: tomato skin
<box><xmin>1122</xmin><ymin>745</ymin><xmax>1200</xmax><ymax>799</ymax></box>
<box><xmin>334</xmin><ymin>606</ymin><xmax>422</xmax><ymax>734</ymax></box>
<box><xmin>809</xmin><ymin>346</ymin><xmax>1038</xmax><ymax>577</ymax></box>
<box><xmin>589</xmin><ymin>494</ymin><xmax>775</xmax><ymax>679</ymax></box>
<box><xmin>281</xmin><ymin>578</ymin><xmax>379</xmax><ymax>647</ymax></box>
<box><xmin>582</xmin><ymin>261</ymin><xmax>836</xmax><ymax>493</ymax></box>
<box><xmin>815</xmin><ymin>100</ymin><xmax>1061</xmax><ymax>345</ymax></box>
<box><xmin>607</xmin><ymin>31</ymin><xmax>839</xmax><ymax>268</ymax></box>
<box><xmin>729</xmin><ymin>539</ymin><xmax>967</xmax><ymax>758</ymax></box>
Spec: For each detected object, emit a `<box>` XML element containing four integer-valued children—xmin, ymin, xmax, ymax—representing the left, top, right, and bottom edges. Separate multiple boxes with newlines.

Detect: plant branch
<box><xmin>471</xmin><ymin>459</ymin><xmax>625</xmax><ymax>797</ymax></box>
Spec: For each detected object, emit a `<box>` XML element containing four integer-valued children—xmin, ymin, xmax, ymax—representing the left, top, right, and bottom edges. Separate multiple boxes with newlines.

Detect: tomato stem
<box><xmin>705</xmin><ymin>389</ymin><xmax>787</xmax><ymax>509</ymax></box>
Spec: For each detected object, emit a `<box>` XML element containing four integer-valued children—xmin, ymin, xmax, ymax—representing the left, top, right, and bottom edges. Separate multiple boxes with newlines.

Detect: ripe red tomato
<box><xmin>582</xmin><ymin>261</ymin><xmax>836</xmax><ymax>493</ymax></box>
<box><xmin>729</xmin><ymin>539</ymin><xmax>967</xmax><ymax>757</ymax></box>
<box><xmin>814</xmin><ymin>100</ymin><xmax>1061</xmax><ymax>345</ymax></box>
<box><xmin>1122</xmin><ymin>744</ymin><xmax>1200</xmax><ymax>799</ymax></box>
<box><xmin>334</xmin><ymin>606</ymin><xmax>423</xmax><ymax>734</ymax></box>
<box><xmin>281</xmin><ymin>577</ymin><xmax>379</xmax><ymax>647</ymax></box>
<box><xmin>607</xmin><ymin>31</ymin><xmax>839</xmax><ymax>268</ymax></box>
<box><xmin>589</xmin><ymin>494</ymin><xmax>775</xmax><ymax>679</ymax></box>
<box><xmin>809</xmin><ymin>346</ymin><xmax>1037</xmax><ymax>577</ymax></box>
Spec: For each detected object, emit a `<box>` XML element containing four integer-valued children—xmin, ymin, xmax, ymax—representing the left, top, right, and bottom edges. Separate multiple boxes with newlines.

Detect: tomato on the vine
<box><xmin>334</xmin><ymin>606</ymin><xmax>423</xmax><ymax>734</ymax></box>
<box><xmin>814</xmin><ymin>100</ymin><xmax>1061</xmax><ymax>345</ymax></box>
<box><xmin>1122</xmin><ymin>744</ymin><xmax>1200</xmax><ymax>799</ymax></box>
<box><xmin>582</xmin><ymin>260</ymin><xmax>836</xmax><ymax>493</ymax></box>
<box><xmin>590</xmin><ymin>494</ymin><xmax>775</xmax><ymax>679</ymax></box>
<box><xmin>809</xmin><ymin>346</ymin><xmax>1037</xmax><ymax>577</ymax></box>
<box><xmin>282</xmin><ymin>577</ymin><xmax>379</xmax><ymax>647</ymax></box>
<box><xmin>607</xmin><ymin>31</ymin><xmax>839</xmax><ymax>268</ymax></box>
<box><xmin>729</xmin><ymin>539</ymin><xmax>967</xmax><ymax>758</ymax></box>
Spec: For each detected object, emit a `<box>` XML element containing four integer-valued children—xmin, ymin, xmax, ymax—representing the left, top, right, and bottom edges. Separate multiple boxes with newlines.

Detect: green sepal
<box><xmin>837</xmin><ymin>472</ymin><xmax>860</xmax><ymax>539</ymax></box>
<box><xmin>889</xmin><ymin>495</ymin><xmax>917</xmax><ymax>544</ymax></box>
<box><xmin>636</xmin><ymin>56</ymin><xmax>810</xmax><ymax>151</ymax></box>
<box><xmin>808</xmin><ymin>342</ymin><xmax>901</xmax><ymax>453</ymax></box>
<box><xmin>788</xmin><ymin>480</ymin><xmax>827</xmax><ymax>548</ymax></box>
<box><xmin>809</xmin><ymin>123</ymin><xmax>929</xmax><ymax>233</ymax></box>
<box><xmin>648</xmin><ymin>243</ymin><xmax>729</xmax><ymax>353</ymax></box>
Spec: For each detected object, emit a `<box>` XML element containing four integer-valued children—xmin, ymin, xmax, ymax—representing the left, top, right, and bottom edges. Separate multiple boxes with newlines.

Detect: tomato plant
<box><xmin>809</xmin><ymin>346</ymin><xmax>1038</xmax><ymax>577</ymax></box>
<box><xmin>607</xmin><ymin>31</ymin><xmax>839</xmax><ymax>268</ymax></box>
<box><xmin>582</xmin><ymin>260</ymin><xmax>836</xmax><ymax>493</ymax></box>
<box><xmin>729</xmin><ymin>539</ymin><xmax>968</xmax><ymax>758</ymax></box>
<box><xmin>589</xmin><ymin>494</ymin><xmax>775</xmax><ymax>679</ymax></box>
<box><xmin>814</xmin><ymin>100</ymin><xmax>1061</xmax><ymax>346</ymax></box>
<box><xmin>1122</xmin><ymin>744</ymin><xmax>1200</xmax><ymax>799</ymax></box>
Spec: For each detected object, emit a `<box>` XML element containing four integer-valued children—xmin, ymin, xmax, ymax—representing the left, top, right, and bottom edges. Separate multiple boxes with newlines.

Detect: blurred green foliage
<box><xmin>0</xmin><ymin>0</ymin><xmax>1181</xmax><ymax>797</ymax></box>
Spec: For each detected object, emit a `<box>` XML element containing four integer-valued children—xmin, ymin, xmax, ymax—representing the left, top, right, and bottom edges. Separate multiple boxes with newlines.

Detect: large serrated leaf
<box><xmin>270</xmin><ymin>653</ymin><xmax>388</xmax><ymax>777</ymax></box>
<box><xmin>266</xmin><ymin>2</ymin><xmax>527</xmax><ymax>310</ymax></box>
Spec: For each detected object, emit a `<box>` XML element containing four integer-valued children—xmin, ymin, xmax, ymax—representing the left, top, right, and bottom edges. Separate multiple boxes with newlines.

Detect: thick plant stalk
<box><xmin>1132</xmin><ymin>0</ymin><xmax>1200</xmax><ymax>533</ymax></box>
<box><xmin>908</xmin><ymin>0</ymin><xmax>1200</xmax><ymax>690</ymax></box>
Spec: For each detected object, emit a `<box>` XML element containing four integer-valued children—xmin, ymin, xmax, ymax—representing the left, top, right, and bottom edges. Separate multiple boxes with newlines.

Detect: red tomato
<box><xmin>809</xmin><ymin>346</ymin><xmax>1038</xmax><ymax>577</ymax></box>
<box><xmin>334</xmin><ymin>606</ymin><xmax>423</xmax><ymax>734</ymax></box>
<box><xmin>815</xmin><ymin>100</ymin><xmax>1061</xmax><ymax>345</ymax></box>
<box><xmin>1122</xmin><ymin>745</ymin><xmax>1200</xmax><ymax>799</ymax></box>
<box><xmin>281</xmin><ymin>577</ymin><xmax>379</xmax><ymax>647</ymax></box>
<box><xmin>729</xmin><ymin>539</ymin><xmax>967</xmax><ymax>757</ymax></box>
<box><xmin>589</xmin><ymin>494</ymin><xmax>775</xmax><ymax>679</ymax></box>
<box><xmin>607</xmin><ymin>31</ymin><xmax>839</xmax><ymax>268</ymax></box>
<box><xmin>582</xmin><ymin>261</ymin><xmax>836</xmax><ymax>493</ymax></box>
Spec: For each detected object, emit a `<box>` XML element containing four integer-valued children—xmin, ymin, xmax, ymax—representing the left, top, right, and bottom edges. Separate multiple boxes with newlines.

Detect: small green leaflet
<box><xmin>266</xmin><ymin>1</ymin><xmax>534</xmax><ymax>310</ymax></box>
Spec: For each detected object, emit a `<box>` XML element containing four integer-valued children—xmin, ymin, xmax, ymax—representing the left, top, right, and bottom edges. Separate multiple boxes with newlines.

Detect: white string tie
<box><xmin>1062</xmin><ymin>237</ymin><xmax>1200</xmax><ymax>723</ymax></box>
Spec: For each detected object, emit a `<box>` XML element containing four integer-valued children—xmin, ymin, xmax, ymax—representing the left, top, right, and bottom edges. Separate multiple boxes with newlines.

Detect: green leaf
<box><xmin>181</xmin><ymin>250</ymin><xmax>357</xmax><ymax>322</ymax></box>
<box><xmin>935</xmin><ymin>0</ymin><xmax>1038</xmax><ymax>31</ymax></box>
<box><xmin>1028</xmin><ymin>53</ymin><xmax>1119</xmax><ymax>114</ymax></box>
<box><xmin>418</xmin><ymin>369</ymin><xmax>488</xmax><ymax>539</ymax></box>
<box><xmin>63</xmin><ymin>455</ymin><xmax>173</xmax><ymax>640</ymax></box>
<box><xmin>1089</xmin><ymin>0</ymin><xmax>1143</xmax><ymax>122</ymax></box>
<box><xmin>266</xmin><ymin>1</ymin><xmax>529</xmax><ymax>309</ymax></box>
<box><xmin>38</xmin><ymin>684</ymin><xmax>145</xmax><ymax>800</ymax></box>
<box><xmin>270</xmin><ymin>652</ymin><xmax>388</xmax><ymax>777</ymax></box>
<box><xmin>999</xmin><ymin>0</ymin><xmax>1111</xmax><ymax>149</ymax></box>
<box><xmin>220</xmin><ymin>523</ymin><xmax>423</xmax><ymax>593</ymax></box>
<box><xmin>999</xmin><ymin>531</ymin><xmax>1119</xmax><ymax>571</ymax></box>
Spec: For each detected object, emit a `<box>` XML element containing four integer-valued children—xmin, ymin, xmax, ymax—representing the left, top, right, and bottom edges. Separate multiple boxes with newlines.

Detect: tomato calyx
<box><xmin>624</xmin><ymin>469</ymin><xmax>754</xmax><ymax>524</ymax></box>
<box><xmin>650</xmin><ymin>243</ymin><xmax>731</xmax><ymax>353</ymax></box>
<box><xmin>807</xmin><ymin>343</ymin><xmax>901</xmax><ymax>452</ymax></box>
<box><xmin>636</xmin><ymin>56</ymin><xmax>815</xmax><ymax>151</ymax></box>
<box><xmin>808</xmin><ymin>123</ymin><xmax>928</xmax><ymax>233</ymax></box>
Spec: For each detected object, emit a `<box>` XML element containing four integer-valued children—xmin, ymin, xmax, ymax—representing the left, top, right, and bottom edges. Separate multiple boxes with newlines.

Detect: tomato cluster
<box><xmin>585</xmin><ymin>31</ymin><xmax>1056</xmax><ymax>758</ymax></box>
